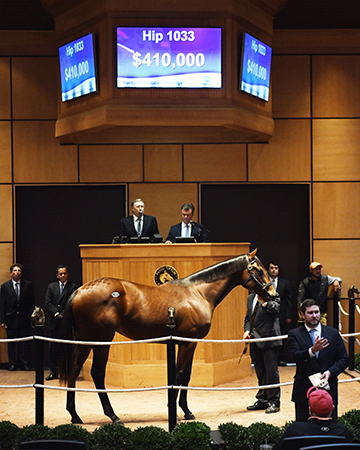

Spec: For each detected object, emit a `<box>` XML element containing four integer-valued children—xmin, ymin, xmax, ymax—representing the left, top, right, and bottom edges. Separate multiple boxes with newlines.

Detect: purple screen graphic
<box><xmin>117</xmin><ymin>27</ymin><xmax>222</xmax><ymax>88</ymax></box>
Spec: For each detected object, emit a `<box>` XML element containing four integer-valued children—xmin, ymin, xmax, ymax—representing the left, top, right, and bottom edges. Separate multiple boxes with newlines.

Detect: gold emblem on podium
<box><xmin>154</xmin><ymin>265</ymin><xmax>179</xmax><ymax>285</ymax></box>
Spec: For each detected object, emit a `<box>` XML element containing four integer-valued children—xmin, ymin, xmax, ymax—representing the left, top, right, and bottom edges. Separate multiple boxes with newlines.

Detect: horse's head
<box><xmin>31</xmin><ymin>306</ymin><xmax>46</xmax><ymax>327</ymax></box>
<box><xmin>242</xmin><ymin>249</ymin><xmax>278</xmax><ymax>302</ymax></box>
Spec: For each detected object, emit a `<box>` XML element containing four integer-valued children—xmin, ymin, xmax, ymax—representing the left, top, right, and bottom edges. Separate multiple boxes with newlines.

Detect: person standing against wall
<box><xmin>0</xmin><ymin>263</ymin><xmax>35</xmax><ymax>371</ymax></box>
<box><xmin>45</xmin><ymin>265</ymin><xmax>78</xmax><ymax>380</ymax></box>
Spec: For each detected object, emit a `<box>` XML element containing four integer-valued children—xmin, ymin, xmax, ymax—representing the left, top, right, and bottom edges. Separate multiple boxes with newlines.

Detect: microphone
<box><xmin>192</xmin><ymin>222</ymin><xmax>211</xmax><ymax>234</ymax></box>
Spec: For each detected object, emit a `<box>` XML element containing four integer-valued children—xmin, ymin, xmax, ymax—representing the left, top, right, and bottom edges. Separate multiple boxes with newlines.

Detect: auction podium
<box><xmin>80</xmin><ymin>243</ymin><xmax>251</xmax><ymax>387</ymax></box>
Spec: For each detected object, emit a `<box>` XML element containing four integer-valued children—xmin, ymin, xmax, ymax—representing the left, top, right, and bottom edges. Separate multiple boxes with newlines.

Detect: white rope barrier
<box><xmin>0</xmin><ymin>333</ymin><xmax>359</xmax><ymax>395</ymax></box>
<box><xmin>0</xmin><ymin>376</ymin><xmax>357</xmax><ymax>394</ymax></box>
<box><xmin>1</xmin><ymin>331</ymin><xmax>359</xmax><ymax>346</ymax></box>
<box><xmin>339</xmin><ymin>301</ymin><xmax>349</xmax><ymax>316</ymax></box>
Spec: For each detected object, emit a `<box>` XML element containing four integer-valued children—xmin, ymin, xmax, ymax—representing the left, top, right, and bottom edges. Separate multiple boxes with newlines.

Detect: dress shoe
<box><xmin>46</xmin><ymin>372</ymin><xmax>58</xmax><ymax>380</ymax></box>
<box><xmin>265</xmin><ymin>403</ymin><xmax>280</xmax><ymax>413</ymax></box>
<box><xmin>8</xmin><ymin>365</ymin><xmax>16</xmax><ymax>371</ymax></box>
<box><xmin>21</xmin><ymin>365</ymin><xmax>31</xmax><ymax>371</ymax></box>
<box><xmin>247</xmin><ymin>401</ymin><xmax>269</xmax><ymax>411</ymax></box>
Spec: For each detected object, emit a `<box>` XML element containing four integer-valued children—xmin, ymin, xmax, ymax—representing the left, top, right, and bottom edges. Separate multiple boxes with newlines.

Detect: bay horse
<box><xmin>58</xmin><ymin>249</ymin><xmax>277</xmax><ymax>424</ymax></box>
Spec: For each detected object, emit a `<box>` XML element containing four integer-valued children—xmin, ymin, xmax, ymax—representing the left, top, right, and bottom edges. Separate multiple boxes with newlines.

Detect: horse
<box><xmin>58</xmin><ymin>249</ymin><xmax>277</xmax><ymax>424</ymax></box>
<box><xmin>31</xmin><ymin>306</ymin><xmax>46</xmax><ymax>327</ymax></box>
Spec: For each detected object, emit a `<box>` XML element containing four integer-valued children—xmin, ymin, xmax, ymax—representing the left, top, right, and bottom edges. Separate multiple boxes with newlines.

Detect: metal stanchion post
<box><xmin>348</xmin><ymin>287</ymin><xmax>356</xmax><ymax>371</ymax></box>
<box><xmin>166</xmin><ymin>307</ymin><xmax>177</xmax><ymax>432</ymax></box>
<box><xmin>333</xmin><ymin>291</ymin><xmax>339</xmax><ymax>330</ymax></box>
<box><xmin>33</xmin><ymin>307</ymin><xmax>45</xmax><ymax>425</ymax></box>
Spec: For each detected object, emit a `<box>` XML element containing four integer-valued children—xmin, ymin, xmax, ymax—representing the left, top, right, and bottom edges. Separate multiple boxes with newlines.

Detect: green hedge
<box><xmin>0</xmin><ymin>412</ymin><xmax>359</xmax><ymax>450</ymax></box>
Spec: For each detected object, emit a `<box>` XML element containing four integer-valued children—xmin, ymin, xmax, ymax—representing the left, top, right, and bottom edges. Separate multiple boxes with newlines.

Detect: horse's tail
<box><xmin>58</xmin><ymin>290</ymin><xmax>78</xmax><ymax>385</ymax></box>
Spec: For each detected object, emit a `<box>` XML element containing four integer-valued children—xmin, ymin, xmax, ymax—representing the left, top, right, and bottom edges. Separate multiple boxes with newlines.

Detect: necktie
<box><xmin>271</xmin><ymin>279</ymin><xmax>276</xmax><ymax>289</ymax></box>
<box><xmin>137</xmin><ymin>218</ymin><xmax>142</xmax><ymax>236</ymax></box>
<box><xmin>185</xmin><ymin>224</ymin><xmax>190</xmax><ymax>237</ymax></box>
<box><xmin>60</xmin><ymin>283</ymin><xmax>64</xmax><ymax>295</ymax></box>
<box><xmin>15</xmin><ymin>282</ymin><xmax>19</xmax><ymax>300</ymax></box>
<box><xmin>310</xmin><ymin>329</ymin><xmax>318</xmax><ymax>357</ymax></box>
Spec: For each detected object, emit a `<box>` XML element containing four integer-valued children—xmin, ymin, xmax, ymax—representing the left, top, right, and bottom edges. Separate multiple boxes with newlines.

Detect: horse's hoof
<box><xmin>184</xmin><ymin>412</ymin><xmax>195</xmax><ymax>420</ymax></box>
<box><xmin>112</xmin><ymin>417</ymin><xmax>124</xmax><ymax>425</ymax></box>
<box><xmin>71</xmin><ymin>416</ymin><xmax>83</xmax><ymax>424</ymax></box>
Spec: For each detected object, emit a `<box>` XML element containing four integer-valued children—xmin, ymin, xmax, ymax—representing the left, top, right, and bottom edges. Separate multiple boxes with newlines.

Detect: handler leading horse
<box><xmin>59</xmin><ymin>249</ymin><xmax>278</xmax><ymax>424</ymax></box>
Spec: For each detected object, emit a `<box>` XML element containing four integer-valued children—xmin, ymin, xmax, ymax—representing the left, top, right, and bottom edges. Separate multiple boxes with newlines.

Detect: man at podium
<box><xmin>117</xmin><ymin>198</ymin><xmax>159</xmax><ymax>242</ymax></box>
<box><xmin>165</xmin><ymin>203</ymin><xmax>210</xmax><ymax>243</ymax></box>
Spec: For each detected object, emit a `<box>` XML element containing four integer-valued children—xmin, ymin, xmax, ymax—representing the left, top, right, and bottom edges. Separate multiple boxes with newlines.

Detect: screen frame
<box><xmin>239</xmin><ymin>32</ymin><xmax>272</xmax><ymax>102</ymax></box>
<box><xmin>58</xmin><ymin>32</ymin><xmax>98</xmax><ymax>102</ymax></box>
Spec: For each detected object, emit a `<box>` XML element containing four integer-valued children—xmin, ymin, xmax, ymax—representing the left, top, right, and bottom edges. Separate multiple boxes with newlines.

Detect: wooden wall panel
<box><xmin>0</xmin><ymin>243</ymin><xmax>13</xmax><ymax>285</ymax></box>
<box><xmin>313</xmin><ymin>183</ymin><xmax>360</xmax><ymax>239</ymax></box>
<box><xmin>184</xmin><ymin>144</ymin><xmax>246</xmax><ymax>182</ymax></box>
<box><xmin>313</xmin><ymin>240</ymin><xmax>360</xmax><ymax>298</ymax></box>
<box><xmin>79</xmin><ymin>145</ymin><xmax>143</xmax><ymax>182</ymax></box>
<box><xmin>0</xmin><ymin>185</ymin><xmax>13</xmax><ymax>242</ymax></box>
<box><xmin>13</xmin><ymin>121</ymin><xmax>78</xmax><ymax>183</ymax></box>
<box><xmin>129</xmin><ymin>183</ymin><xmax>198</xmax><ymax>240</ymax></box>
<box><xmin>313</xmin><ymin>55</ymin><xmax>360</xmax><ymax>118</ymax></box>
<box><xmin>313</xmin><ymin>119</ymin><xmax>360</xmax><ymax>181</ymax></box>
<box><xmin>272</xmin><ymin>55</ymin><xmax>311</xmax><ymax>118</ymax></box>
<box><xmin>0</xmin><ymin>58</ymin><xmax>10</xmax><ymax>120</ymax></box>
<box><xmin>144</xmin><ymin>144</ymin><xmax>182</xmax><ymax>182</ymax></box>
<box><xmin>12</xmin><ymin>57</ymin><xmax>58</xmax><ymax>120</ymax></box>
<box><xmin>248</xmin><ymin>119</ymin><xmax>311</xmax><ymax>182</ymax></box>
<box><xmin>0</xmin><ymin>243</ymin><xmax>13</xmax><ymax>363</ymax></box>
<box><xmin>0</xmin><ymin>122</ymin><xmax>11</xmax><ymax>183</ymax></box>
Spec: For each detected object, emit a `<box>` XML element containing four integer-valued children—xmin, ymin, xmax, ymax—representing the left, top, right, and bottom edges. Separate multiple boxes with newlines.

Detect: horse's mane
<box><xmin>172</xmin><ymin>254</ymin><xmax>248</xmax><ymax>286</ymax></box>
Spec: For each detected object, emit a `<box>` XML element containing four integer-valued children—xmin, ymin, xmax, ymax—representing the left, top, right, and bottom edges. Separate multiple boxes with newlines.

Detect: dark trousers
<box><xmin>251</xmin><ymin>344</ymin><xmax>281</xmax><ymax>407</ymax></box>
<box><xmin>6</xmin><ymin>326</ymin><xmax>30</xmax><ymax>368</ymax></box>
<box><xmin>49</xmin><ymin>325</ymin><xmax>61</xmax><ymax>373</ymax></box>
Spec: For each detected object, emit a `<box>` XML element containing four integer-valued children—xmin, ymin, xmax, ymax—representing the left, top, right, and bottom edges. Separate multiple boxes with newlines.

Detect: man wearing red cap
<box><xmin>272</xmin><ymin>387</ymin><xmax>351</xmax><ymax>450</ymax></box>
<box><xmin>297</xmin><ymin>261</ymin><xmax>341</xmax><ymax>324</ymax></box>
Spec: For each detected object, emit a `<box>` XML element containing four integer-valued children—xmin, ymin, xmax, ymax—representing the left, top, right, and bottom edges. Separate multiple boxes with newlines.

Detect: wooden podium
<box><xmin>80</xmin><ymin>243</ymin><xmax>251</xmax><ymax>387</ymax></box>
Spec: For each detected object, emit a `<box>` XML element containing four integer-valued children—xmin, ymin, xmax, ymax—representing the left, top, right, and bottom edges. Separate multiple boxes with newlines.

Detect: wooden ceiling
<box><xmin>1</xmin><ymin>0</ymin><xmax>359</xmax><ymax>30</ymax></box>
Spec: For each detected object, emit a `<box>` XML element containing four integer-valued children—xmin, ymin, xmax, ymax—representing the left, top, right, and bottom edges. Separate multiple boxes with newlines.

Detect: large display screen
<box><xmin>58</xmin><ymin>33</ymin><xmax>97</xmax><ymax>102</ymax></box>
<box><xmin>116</xmin><ymin>27</ymin><xmax>222</xmax><ymax>88</ymax></box>
<box><xmin>240</xmin><ymin>33</ymin><xmax>272</xmax><ymax>101</ymax></box>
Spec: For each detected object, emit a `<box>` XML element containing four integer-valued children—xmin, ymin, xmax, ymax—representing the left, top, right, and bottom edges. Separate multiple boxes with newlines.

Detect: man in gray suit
<box><xmin>244</xmin><ymin>290</ymin><xmax>281</xmax><ymax>413</ymax></box>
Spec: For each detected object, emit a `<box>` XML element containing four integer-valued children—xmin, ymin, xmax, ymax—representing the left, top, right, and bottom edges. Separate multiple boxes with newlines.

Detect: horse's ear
<box><xmin>248</xmin><ymin>248</ymin><xmax>258</xmax><ymax>260</ymax></box>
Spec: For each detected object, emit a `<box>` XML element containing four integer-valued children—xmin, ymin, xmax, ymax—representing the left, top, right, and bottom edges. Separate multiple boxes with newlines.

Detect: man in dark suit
<box><xmin>288</xmin><ymin>298</ymin><xmax>348</xmax><ymax>422</ymax></box>
<box><xmin>117</xmin><ymin>198</ymin><xmax>159</xmax><ymax>242</ymax></box>
<box><xmin>244</xmin><ymin>291</ymin><xmax>282</xmax><ymax>413</ymax></box>
<box><xmin>165</xmin><ymin>203</ymin><xmax>210</xmax><ymax>243</ymax></box>
<box><xmin>45</xmin><ymin>265</ymin><xmax>78</xmax><ymax>380</ymax></box>
<box><xmin>268</xmin><ymin>262</ymin><xmax>293</xmax><ymax>366</ymax></box>
<box><xmin>0</xmin><ymin>263</ymin><xmax>35</xmax><ymax>371</ymax></box>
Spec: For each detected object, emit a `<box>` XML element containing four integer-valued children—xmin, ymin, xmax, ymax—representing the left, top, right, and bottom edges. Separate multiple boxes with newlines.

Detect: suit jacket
<box><xmin>275</xmin><ymin>277</ymin><xmax>293</xmax><ymax>325</ymax></box>
<box><xmin>166</xmin><ymin>222</ymin><xmax>210</xmax><ymax>243</ymax></box>
<box><xmin>288</xmin><ymin>324</ymin><xmax>349</xmax><ymax>406</ymax></box>
<box><xmin>0</xmin><ymin>278</ymin><xmax>35</xmax><ymax>329</ymax></box>
<box><xmin>45</xmin><ymin>280</ymin><xmax>78</xmax><ymax>330</ymax></box>
<box><xmin>118</xmin><ymin>214</ymin><xmax>159</xmax><ymax>241</ymax></box>
<box><xmin>244</xmin><ymin>292</ymin><xmax>282</xmax><ymax>349</ymax></box>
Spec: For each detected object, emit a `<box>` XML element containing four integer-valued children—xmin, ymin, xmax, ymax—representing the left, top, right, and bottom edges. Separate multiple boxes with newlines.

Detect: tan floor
<box><xmin>0</xmin><ymin>366</ymin><xmax>358</xmax><ymax>432</ymax></box>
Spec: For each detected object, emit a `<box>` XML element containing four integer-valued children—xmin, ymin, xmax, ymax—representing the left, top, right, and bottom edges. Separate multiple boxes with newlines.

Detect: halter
<box><xmin>243</xmin><ymin>256</ymin><xmax>272</xmax><ymax>292</ymax></box>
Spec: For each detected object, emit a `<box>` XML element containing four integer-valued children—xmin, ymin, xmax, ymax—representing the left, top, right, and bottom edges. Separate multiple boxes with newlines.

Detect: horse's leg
<box><xmin>91</xmin><ymin>345</ymin><xmax>123</xmax><ymax>424</ymax></box>
<box><xmin>176</xmin><ymin>342</ymin><xmax>197</xmax><ymax>420</ymax></box>
<box><xmin>67</xmin><ymin>345</ymin><xmax>91</xmax><ymax>424</ymax></box>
